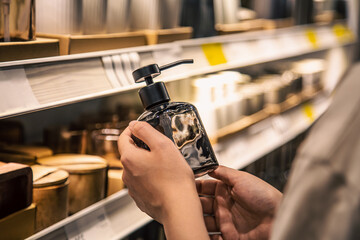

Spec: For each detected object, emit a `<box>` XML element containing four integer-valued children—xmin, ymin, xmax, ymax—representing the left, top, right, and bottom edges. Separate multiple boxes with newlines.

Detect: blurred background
<box><xmin>0</xmin><ymin>0</ymin><xmax>359</xmax><ymax>239</ymax></box>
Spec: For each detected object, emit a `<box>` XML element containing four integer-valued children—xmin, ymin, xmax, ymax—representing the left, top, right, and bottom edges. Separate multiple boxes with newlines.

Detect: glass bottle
<box><xmin>132</xmin><ymin>59</ymin><xmax>218</xmax><ymax>177</ymax></box>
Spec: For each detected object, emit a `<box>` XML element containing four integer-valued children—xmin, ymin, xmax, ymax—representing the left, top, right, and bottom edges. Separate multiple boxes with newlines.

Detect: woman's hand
<box><xmin>118</xmin><ymin>121</ymin><xmax>209</xmax><ymax>240</ymax></box>
<box><xmin>197</xmin><ymin>166</ymin><xmax>282</xmax><ymax>240</ymax></box>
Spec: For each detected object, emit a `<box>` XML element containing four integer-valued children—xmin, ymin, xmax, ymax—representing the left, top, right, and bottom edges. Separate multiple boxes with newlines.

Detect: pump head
<box><xmin>132</xmin><ymin>59</ymin><xmax>194</xmax><ymax>84</ymax></box>
<box><xmin>132</xmin><ymin>59</ymin><xmax>194</xmax><ymax>110</ymax></box>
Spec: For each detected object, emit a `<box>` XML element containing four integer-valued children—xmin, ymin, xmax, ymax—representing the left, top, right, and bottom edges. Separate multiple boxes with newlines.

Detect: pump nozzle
<box><xmin>132</xmin><ymin>59</ymin><xmax>194</xmax><ymax>84</ymax></box>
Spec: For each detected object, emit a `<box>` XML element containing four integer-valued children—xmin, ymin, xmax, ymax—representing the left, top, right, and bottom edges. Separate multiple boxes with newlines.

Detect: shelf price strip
<box><xmin>302</xmin><ymin>103</ymin><xmax>315</xmax><ymax>123</ymax></box>
<box><xmin>305</xmin><ymin>29</ymin><xmax>319</xmax><ymax>49</ymax></box>
<box><xmin>332</xmin><ymin>24</ymin><xmax>355</xmax><ymax>44</ymax></box>
<box><xmin>201</xmin><ymin>43</ymin><xmax>227</xmax><ymax>66</ymax></box>
<box><xmin>65</xmin><ymin>207</ymin><xmax>114</xmax><ymax>240</ymax></box>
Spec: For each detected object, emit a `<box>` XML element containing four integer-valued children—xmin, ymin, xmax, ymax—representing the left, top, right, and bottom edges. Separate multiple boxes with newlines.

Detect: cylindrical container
<box><xmin>0</xmin><ymin>0</ymin><xmax>35</xmax><ymax>41</ymax></box>
<box><xmin>281</xmin><ymin>71</ymin><xmax>303</xmax><ymax>94</ymax></box>
<box><xmin>129</xmin><ymin>0</ymin><xmax>160</xmax><ymax>30</ymax></box>
<box><xmin>91</xmin><ymin>128</ymin><xmax>123</xmax><ymax>169</ymax></box>
<box><xmin>107</xmin><ymin>169</ymin><xmax>124</xmax><ymax>196</ymax></box>
<box><xmin>32</xmin><ymin>165</ymin><xmax>69</xmax><ymax>232</ymax></box>
<box><xmin>240</xmin><ymin>84</ymin><xmax>265</xmax><ymax>115</ymax></box>
<box><xmin>36</xmin><ymin>0</ymin><xmax>82</xmax><ymax>35</ymax></box>
<box><xmin>214</xmin><ymin>0</ymin><xmax>240</xmax><ymax>24</ymax></box>
<box><xmin>106</xmin><ymin>0</ymin><xmax>130</xmax><ymax>33</ymax></box>
<box><xmin>262</xmin><ymin>80</ymin><xmax>288</xmax><ymax>104</ymax></box>
<box><xmin>82</xmin><ymin>0</ymin><xmax>107</xmax><ymax>34</ymax></box>
<box><xmin>44</xmin><ymin>127</ymin><xmax>87</xmax><ymax>154</ymax></box>
<box><xmin>159</xmin><ymin>0</ymin><xmax>182</xmax><ymax>28</ymax></box>
<box><xmin>37</xmin><ymin>154</ymin><xmax>107</xmax><ymax>215</ymax></box>
<box><xmin>292</xmin><ymin>59</ymin><xmax>325</xmax><ymax>93</ymax></box>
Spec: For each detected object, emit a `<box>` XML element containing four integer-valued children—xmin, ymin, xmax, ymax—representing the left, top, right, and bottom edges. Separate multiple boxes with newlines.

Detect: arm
<box><xmin>118</xmin><ymin>121</ymin><xmax>209</xmax><ymax>240</ymax></box>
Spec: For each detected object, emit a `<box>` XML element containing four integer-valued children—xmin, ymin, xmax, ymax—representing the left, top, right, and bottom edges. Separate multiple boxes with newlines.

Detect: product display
<box><xmin>0</xmin><ymin>203</ymin><xmax>36</xmax><ymax>239</ymax></box>
<box><xmin>37</xmin><ymin>154</ymin><xmax>107</xmax><ymax>214</ymax></box>
<box><xmin>91</xmin><ymin>128</ymin><xmax>124</xmax><ymax>169</ymax></box>
<box><xmin>0</xmin><ymin>0</ymin><xmax>35</xmax><ymax>41</ymax></box>
<box><xmin>107</xmin><ymin>169</ymin><xmax>124</xmax><ymax>196</ymax></box>
<box><xmin>132</xmin><ymin>59</ymin><xmax>219</xmax><ymax>177</ymax></box>
<box><xmin>32</xmin><ymin>165</ymin><xmax>69</xmax><ymax>232</ymax></box>
<box><xmin>0</xmin><ymin>145</ymin><xmax>53</xmax><ymax>165</ymax></box>
<box><xmin>0</xmin><ymin>162</ymin><xmax>33</xmax><ymax>219</ymax></box>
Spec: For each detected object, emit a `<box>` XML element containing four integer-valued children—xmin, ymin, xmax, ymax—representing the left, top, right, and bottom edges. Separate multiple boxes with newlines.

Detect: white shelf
<box><xmin>217</xmin><ymin>94</ymin><xmax>331</xmax><ymax>170</ymax></box>
<box><xmin>0</xmin><ymin>22</ymin><xmax>356</xmax><ymax>120</ymax></box>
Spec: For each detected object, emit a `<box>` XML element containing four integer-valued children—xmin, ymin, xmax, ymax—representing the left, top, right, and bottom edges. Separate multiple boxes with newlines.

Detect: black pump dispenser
<box><xmin>132</xmin><ymin>59</ymin><xmax>194</xmax><ymax>109</ymax></box>
<box><xmin>132</xmin><ymin>59</ymin><xmax>219</xmax><ymax>178</ymax></box>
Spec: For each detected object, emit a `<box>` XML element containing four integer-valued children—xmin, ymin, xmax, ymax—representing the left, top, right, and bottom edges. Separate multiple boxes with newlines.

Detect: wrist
<box><xmin>161</xmin><ymin>183</ymin><xmax>209</xmax><ymax>240</ymax></box>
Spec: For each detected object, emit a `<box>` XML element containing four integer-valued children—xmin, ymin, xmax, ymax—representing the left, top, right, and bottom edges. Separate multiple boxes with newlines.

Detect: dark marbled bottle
<box><xmin>132</xmin><ymin>60</ymin><xmax>218</xmax><ymax>177</ymax></box>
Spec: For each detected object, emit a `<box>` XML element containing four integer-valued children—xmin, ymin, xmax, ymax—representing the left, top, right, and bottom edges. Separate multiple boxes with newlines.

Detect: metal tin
<box><xmin>91</xmin><ymin>128</ymin><xmax>123</xmax><ymax>169</ymax></box>
<box><xmin>37</xmin><ymin>154</ymin><xmax>108</xmax><ymax>215</ymax></box>
<box><xmin>32</xmin><ymin>165</ymin><xmax>69</xmax><ymax>232</ymax></box>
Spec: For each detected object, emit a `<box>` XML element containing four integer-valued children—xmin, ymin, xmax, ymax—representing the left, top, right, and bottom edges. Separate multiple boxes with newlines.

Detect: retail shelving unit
<box><xmin>0</xmin><ymin>22</ymin><xmax>356</xmax><ymax>239</ymax></box>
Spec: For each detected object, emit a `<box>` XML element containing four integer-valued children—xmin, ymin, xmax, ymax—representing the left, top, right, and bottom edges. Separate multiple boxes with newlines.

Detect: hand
<box><xmin>197</xmin><ymin>166</ymin><xmax>282</xmax><ymax>240</ymax></box>
<box><xmin>118</xmin><ymin>121</ymin><xmax>209</xmax><ymax>240</ymax></box>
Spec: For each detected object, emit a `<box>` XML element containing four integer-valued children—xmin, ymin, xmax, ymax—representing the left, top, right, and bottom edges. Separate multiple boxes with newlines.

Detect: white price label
<box><xmin>65</xmin><ymin>207</ymin><xmax>114</xmax><ymax>240</ymax></box>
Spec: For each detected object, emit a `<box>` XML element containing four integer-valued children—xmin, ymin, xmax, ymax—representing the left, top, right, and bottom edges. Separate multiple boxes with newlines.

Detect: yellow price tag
<box><xmin>201</xmin><ymin>43</ymin><xmax>227</xmax><ymax>66</ymax></box>
<box><xmin>302</xmin><ymin>103</ymin><xmax>315</xmax><ymax>122</ymax></box>
<box><xmin>332</xmin><ymin>24</ymin><xmax>355</xmax><ymax>43</ymax></box>
<box><xmin>305</xmin><ymin>29</ymin><xmax>319</xmax><ymax>49</ymax></box>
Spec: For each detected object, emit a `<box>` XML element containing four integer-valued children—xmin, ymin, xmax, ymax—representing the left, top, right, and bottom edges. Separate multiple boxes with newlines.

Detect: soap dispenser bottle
<box><xmin>132</xmin><ymin>59</ymin><xmax>218</xmax><ymax>177</ymax></box>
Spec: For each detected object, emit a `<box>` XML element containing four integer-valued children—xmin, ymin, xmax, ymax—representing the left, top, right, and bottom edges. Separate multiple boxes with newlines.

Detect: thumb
<box><xmin>129</xmin><ymin>121</ymin><xmax>172</xmax><ymax>150</ymax></box>
<box><xmin>209</xmin><ymin>165</ymin><xmax>241</xmax><ymax>187</ymax></box>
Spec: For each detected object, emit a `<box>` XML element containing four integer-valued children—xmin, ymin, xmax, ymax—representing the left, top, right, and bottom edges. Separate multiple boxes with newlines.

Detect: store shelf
<box><xmin>0</xmin><ymin>22</ymin><xmax>356</xmax><ymax>120</ymax></box>
<box><xmin>27</xmin><ymin>189</ymin><xmax>151</xmax><ymax>240</ymax></box>
<box><xmin>217</xmin><ymin>93</ymin><xmax>331</xmax><ymax>170</ymax></box>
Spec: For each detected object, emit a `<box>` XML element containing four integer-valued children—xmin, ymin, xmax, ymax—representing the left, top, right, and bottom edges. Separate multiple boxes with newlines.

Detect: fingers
<box><xmin>209</xmin><ymin>165</ymin><xmax>242</xmax><ymax>187</ymax></box>
<box><xmin>200</xmin><ymin>196</ymin><xmax>214</xmax><ymax>214</ymax></box>
<box><xmin>118</xmin><ymin>127</ymin><xmax>137</xmax><ymax>155</ymax></box>
<box><xmin>196</xmin><ymin>179</ymin><xmax>219</xmax><ymax>196</ymax></box>
<box><xmin>214</xmin><ymin>182</ymin><xmax>239</xmax><ymax>240</ymax></box>
<box><xmin>129</xmin><ymin>121</ymin><xmax>172</xmax><ymax>151</ymax></box>
<box><xmin>204</xmin><ymin>216</ymin><xmax>217</xmax><ymax>232</ymax></box>
<box><xmin>118</xmin><ymin>126</ymin><xmax>151</xmax><ymax>169</ymax></box>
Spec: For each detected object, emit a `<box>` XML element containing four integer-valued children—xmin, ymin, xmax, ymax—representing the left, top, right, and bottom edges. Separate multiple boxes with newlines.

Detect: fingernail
<box><xmin>129</xmin><ymin>120</ymin><xmax>137</xmax><ymax>129</ymax></box>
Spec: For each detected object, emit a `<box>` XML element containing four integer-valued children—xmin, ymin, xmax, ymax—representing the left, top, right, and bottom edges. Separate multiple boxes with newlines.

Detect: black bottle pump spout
<box><xmin>132</xmin><ymin>59</ymin><xmax>194</xmax><ymax>84</ymax></box>
<box><xmin>132</xmin><ymin>59</ymin><xmax>194</xmax><ymax>110</ymax></box>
